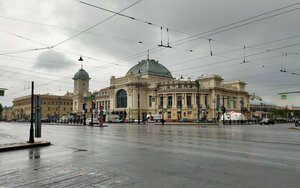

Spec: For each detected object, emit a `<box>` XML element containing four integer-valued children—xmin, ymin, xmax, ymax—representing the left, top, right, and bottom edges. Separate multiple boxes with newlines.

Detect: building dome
<box><xmin>73</xmin><ymin>68</ymin><xmax>90</xmax><ymax>80</ymax></box>
<box><xmin>126</xmin><ymin>59</ymin><xmax>172</xmax><ymax>78</ymax></box>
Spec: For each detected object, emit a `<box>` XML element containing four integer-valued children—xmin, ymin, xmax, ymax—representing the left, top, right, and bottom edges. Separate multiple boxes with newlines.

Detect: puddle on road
<box><xmin>29</xmin><ymin>148</ymin><xmax>40</xmax><ymax>159</ymax></box>
<box><xmin>65</xmin><ymin>146</ymin><xmax>88</xmax><ymax>152</ymax></box>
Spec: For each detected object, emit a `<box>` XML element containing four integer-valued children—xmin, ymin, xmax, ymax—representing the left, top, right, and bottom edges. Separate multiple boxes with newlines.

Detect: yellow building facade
<box><xmin>12</xmin><ymin>93</ymin><xmax>73</xmax><ymax>121</ymax></box>
<box><xmin>86</xmin><ymin>58</ymin><xmax>250</xmax><ymax>122</ymax></box>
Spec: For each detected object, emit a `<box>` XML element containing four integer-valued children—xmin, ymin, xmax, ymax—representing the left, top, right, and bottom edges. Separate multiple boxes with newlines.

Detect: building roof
<box><xmin>73</xmin><ymin>68</ymin><xmax>90</xmax><ymax>80</ymax></box>
<box><xmin>126</xmin><ymin>59</ymin><xmax>172</xmax><ymax>78</ymax></box>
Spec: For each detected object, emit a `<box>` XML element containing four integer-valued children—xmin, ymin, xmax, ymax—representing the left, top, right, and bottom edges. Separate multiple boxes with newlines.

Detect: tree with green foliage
<box><xmin>268</xmin><ymin>108</ymin><xmax>299</xmax><ymax>119</ymax></box>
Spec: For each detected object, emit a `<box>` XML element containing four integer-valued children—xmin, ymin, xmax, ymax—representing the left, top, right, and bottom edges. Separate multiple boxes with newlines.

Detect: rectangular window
<box><xmin>168</xmin><ymin>111</ymin><xmax>171</xmax><ymax>118</ymax></box>
<box><xmin>149</xmin><ymin>96</ymin><xmax>152</xmax><ymax>107</ymax></box>
<box><xmin>233</xmin><ymin>97</ymin><xmax>237</xmax><ymax>109</ymax></box>
<box><xmin>240</xmin><ymin>97</ymin><xmax>244</xmax><ymax>108</ymax></box>
<box><xmin>204</xmin><ymin>95</ymin><xmax>208</xmax><ymax>107</ymax></box>
<box><xmin>187</xmin><ymin>95</ymin><xmax>192</xmax><ymax>107</ymax></box>
<box><xmin>160</xmin><ymin>96</ymin><xmax>163</xmax><ymax>107</ymax></box>
<box><xmin>168</xmin><ymin>96</ymin><xmax>172</xmax><ymax>108</ymax></box>
<box><xmin>177</xmin><ymin>96</ymin><xmax>182</xmax><ymax>107</ymax></box>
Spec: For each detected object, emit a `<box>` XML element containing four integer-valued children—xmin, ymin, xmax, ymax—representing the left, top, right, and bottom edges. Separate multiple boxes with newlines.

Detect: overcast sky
<box><xmin>1</xmin><ymin>0</ymin><xmax>300</xmax><ymax>107</ymax></box>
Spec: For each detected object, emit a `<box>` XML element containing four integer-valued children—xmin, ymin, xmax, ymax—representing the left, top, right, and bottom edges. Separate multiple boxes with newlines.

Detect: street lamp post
<box><xmin>260</xmin><ymin>102</ymin><xmax>263</xmax><ymax>119</ymax></box>
<box><xmin>161</xmin><ymin>94</ymin><xmax>164</xmax><ymax>125</ymax></box>
<box><xmin>222</xmin><ymin>96</ymin><xmax>226</xmax><ymax>125</ymax></box>
<box><xmin>195</xmin><ymin>79</ymin><xmax>200</xmax><ymax>124</ymax></box>
<box><xmin>29</xmin><ymin>81</ymin><xmax>34</xmax><ymax>143</ymax></box>
<box><xmin>83</xmin><ymin>102</ymin><xmax>87</xmax><ymax>125</ymax></box>
<box><xmin>138</xmin><ymin>84</ymin><xmax>140</xmax><ymax>124</ymax></box>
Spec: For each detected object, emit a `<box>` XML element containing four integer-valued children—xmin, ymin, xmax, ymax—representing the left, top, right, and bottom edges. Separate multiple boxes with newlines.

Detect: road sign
<box><xmin>281</xmin><ymin>94</ymin><xmax>287</xmax><ymax>100</ymax></box>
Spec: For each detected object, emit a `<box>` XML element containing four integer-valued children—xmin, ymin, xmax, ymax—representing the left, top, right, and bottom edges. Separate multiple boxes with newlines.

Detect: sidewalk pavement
<box><xmin>0</xmin><ymin>141</ymin><xmax>51</xmax><ymax>152</ymax></box>
<box><xmin>154</xmin><ymin>122</ymin><xmax>219</xmax><ymax>126</ymax></box>
<box><xmin>290</xmin><ymin>126</ymin><xmax>300</xmax><ymax>131</ymax></box>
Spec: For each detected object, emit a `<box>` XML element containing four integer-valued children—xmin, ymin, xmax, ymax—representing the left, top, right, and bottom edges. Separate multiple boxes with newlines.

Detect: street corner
<box><xmin>0</xmin><ymin>141</ymin><xmax>51</xmax><ymax>152</ymax></box>
<box><xmin>290</xmin><ymin>126</ymin><xmax>300</xmax><ymax>131</ymax></box>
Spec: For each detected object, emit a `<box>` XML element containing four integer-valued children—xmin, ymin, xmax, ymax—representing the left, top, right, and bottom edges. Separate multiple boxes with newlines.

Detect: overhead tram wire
<box><xmin>51</xmin><ymin>0</ymin><xmax>142</xmax><ymax>48</ymax></box>
<box><xmin>0</xmin><ymin>46</ymin><xmax>53</xmax><ymax>56</ymax></box>
<box><xmin>175</xmin><ymin>6</ymin><xmax>300</xmax><ymax>47</ymax></box>
<box><xmin>89</xmin><ymin>1</ymin><xmax>300</xmax><ymax>71</ymax></box>
<box><xmin>0</xmin><ymin>16</ymin><xmax>156</xmax><ymax>47</ymax></box>
<box><xmin>1</xmin><ymin>1</ymin><xmax>300</xmax><ymax>78</ymax></box>
<box><xmin>171</xmin><ymin>2</ymin><xmax>300</xmax><ymax>46</ymax></box>
<box><xmin>179</xmin><ymin>54</ymin><xmax>300</xmax><ymax>84</ymax></box>
<box><xmin>170</xmin><ymin>42</ymin><xmax>300</xmax><ymax>73</ymax></box>
<box><xmin>0</xmin><ymin>27</ymin><xmax>140</xmax><ymax>82</ymax></box>
<box><xmin>76</xmin><ymin>0</ymin><xmax>300</xmax><ymax>51</ymax></box>
<box><xmin>76</xmin><ymin>0</ymin><xmax>192</xmax><ymax>36</ymax></box>
<box><xmin>2</xmin><ymin>2</ymin><xmax>299</xmax><ymax>66</ymax></box>
<box><xmin>167</xmin><ymin>34</ymin><xmax>300</xmax><ymax>69</ymax></box>
<box><xmin>0</xmin><ymin>29</ymin><xmax>120</xmax><ymax>68</ymax></box>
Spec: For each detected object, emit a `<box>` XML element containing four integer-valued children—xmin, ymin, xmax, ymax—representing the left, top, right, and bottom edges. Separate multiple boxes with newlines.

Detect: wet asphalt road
<box><xmin>0</xmin><ymin>122</ymin><xmax>300</xmax><ymax>188</ymax></box>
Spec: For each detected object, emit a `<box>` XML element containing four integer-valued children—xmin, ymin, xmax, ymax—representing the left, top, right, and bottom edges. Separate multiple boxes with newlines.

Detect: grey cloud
<box><xmin>34</xmin><ymin>50</ymin><xmax>75</xmax><ymax>71</ymax></box>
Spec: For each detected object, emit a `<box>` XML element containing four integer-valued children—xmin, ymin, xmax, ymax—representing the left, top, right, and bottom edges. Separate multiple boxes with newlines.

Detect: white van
<box><xmin>106</xmin><ymin>115</ymin><xmax>122</xmax><ymax>123</ymax></box>
<box><xmin>146</xmin><ymin>114</ymin><xmax>162</xmax><ymax>123</ymax></box>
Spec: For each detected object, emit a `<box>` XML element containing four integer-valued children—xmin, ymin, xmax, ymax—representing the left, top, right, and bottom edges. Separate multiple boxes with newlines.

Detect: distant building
<box><xmin>250</xmin><ymin>98</ymin><xmax>277</xmax><ymax>119</ymax></box>
<box><xmin>1</xmin><ymin>106</ymin><xmax>12</xmax><ymax>121</ymax></box>
<box><xmin>80</xmin><ymin>58</ymin><xmax>251</xmax><ymax>121</ymax></box>
<box><xmin>12</xmin><ymin>93</ymin><xmax>73</xmax><ymax>121</ymax></box>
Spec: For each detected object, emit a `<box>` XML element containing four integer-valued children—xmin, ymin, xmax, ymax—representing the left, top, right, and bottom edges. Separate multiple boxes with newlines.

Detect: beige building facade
<box><xmin>84</xmin><ymin>58</ymin><xmax>251</xmax><ymax>122</ymax></box>
<box><xmin>12</xmin><ymin>93</ymin><xmax>73</xmax><ymax>121</ymax></box>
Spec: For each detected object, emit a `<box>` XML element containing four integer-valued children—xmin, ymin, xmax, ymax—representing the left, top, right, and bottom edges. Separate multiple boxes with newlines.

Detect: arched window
<box><xmin>116</xmin><ymin>89</ymin><xmax>127</xmax><ymax>108</ymax></box>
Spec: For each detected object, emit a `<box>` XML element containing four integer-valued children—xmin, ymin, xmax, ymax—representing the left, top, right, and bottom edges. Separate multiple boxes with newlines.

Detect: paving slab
<box><xmin>0</xmin><ymin>141</ymin><xmax>51</xmax><ymax>152</ymax></box>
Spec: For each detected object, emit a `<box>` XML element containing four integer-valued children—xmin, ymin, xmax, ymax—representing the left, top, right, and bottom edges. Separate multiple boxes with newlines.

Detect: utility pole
<box><xmin>137</xmin><ymin>70</ymin><xmax>141</xmax><ymax>124</ymax></box>
<box><xmin>161</xmin><ymin>94</ymin><xmax>164</xmax><ymax>125</ymax></box>
<box><xmin>222</xmin><ymin>96</ymin><xmax>227</xmax><ymax>125</ymax></box>
<box><xmin>196</xmin><ymin>79</ymin><xmax>200</xmax><ymax>124</ymax></box>
<box><xmin>58</xmin><ymin>96</ymin><xmax>61</xmax><ymax>121</ymax></box>
<box><xmin>29</xmin><ymin>81</ymin><xmax>34</xmax><ymax>143</ymax></box>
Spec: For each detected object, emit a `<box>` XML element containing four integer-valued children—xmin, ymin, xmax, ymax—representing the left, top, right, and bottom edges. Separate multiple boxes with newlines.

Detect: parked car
<box><xmin>260</xmin><ymin>118</ymin><xmax>274</xmax><ymax>125</ymax></box>
<box><xmin>86</xmin><ymin>118</ymin><xmax>99</xmax><ymax>125</ymax></box>
<box><xmin>180</xmin><ymin>118</ymin><xmax>193</xmax><ymax>122</ymax></box>
<box><xmin>295</xmin><ymin>118</ymin><xmax>300</xmax><ymax>127</ymax></box>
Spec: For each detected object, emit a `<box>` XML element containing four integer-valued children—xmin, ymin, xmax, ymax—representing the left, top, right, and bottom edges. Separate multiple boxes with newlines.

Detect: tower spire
<box><xmin>78</xmin><ymin>56</ymin><xmax>84</xmax><ymax>69</ymax></box>
<box><xmin>147</xmin><ymin>50</ymin><xmax>149</xmax><ymax>59</ymax></box>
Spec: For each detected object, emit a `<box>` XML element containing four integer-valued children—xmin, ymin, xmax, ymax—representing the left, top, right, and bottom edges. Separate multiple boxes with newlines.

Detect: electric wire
<box><xmin>52</xmin><ymin>0</ymin><xmax>142</xmax><ymax>47</ymax></box>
